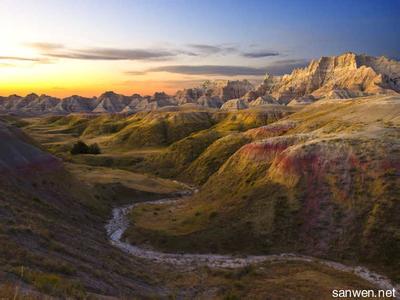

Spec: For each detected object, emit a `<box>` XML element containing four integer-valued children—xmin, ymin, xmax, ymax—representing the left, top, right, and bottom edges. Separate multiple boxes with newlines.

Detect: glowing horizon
<box><xmin>1</xmin><ymin>0</ymin><xmax>399</xmax><ymax>98</ymax></box>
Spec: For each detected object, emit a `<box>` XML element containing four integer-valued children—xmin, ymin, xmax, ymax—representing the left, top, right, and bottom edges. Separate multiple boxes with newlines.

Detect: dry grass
<box><xmin>4</xmin><ymin>97</ymin><xmax>397</xmax><ymax>296</ymax></box>
<box><xmin>165</xmin><ymin>260</ymin><xmax>387</xmax><ymax>300</ymax></box>
<box><xmin>123</xmin><ymin>95</ymin><xmax>400</xmax><ymax>281</ymax></box>
<box><xmin>65</xmin><ymin>163</ymin><xmax>186</xmax><ymax>194</ymax></box>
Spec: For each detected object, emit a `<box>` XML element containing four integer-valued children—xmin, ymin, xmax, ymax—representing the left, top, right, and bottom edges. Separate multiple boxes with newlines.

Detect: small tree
<box><xmin>88</xmin><ymin>143</ymin><xmax>101</xmax><ymax>154</ymax></box>
<box><xmin>70</xmin><ymin>141</ymin><xmax>101</xmax><ymax>155</ymax></box>
<box><xmin>70</xmin><ymin>141</ymin><xmax>89</xmax><ymax>155</ymax></box>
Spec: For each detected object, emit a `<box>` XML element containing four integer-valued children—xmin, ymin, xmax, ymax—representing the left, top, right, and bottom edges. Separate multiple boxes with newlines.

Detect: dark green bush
<box><xmin>70</xmin><ymin>141</ymin><xmax>101</xmax><ymax>155</ymax></box>
<box><xmin>88</xmin><ymin>143</ymin><xmax>101</xmax><ymax>154</ymax></box>
<box><xmin>70</xmin><ymin>141</ymin><xmax>89</xmax><ymax>155</ymax></box>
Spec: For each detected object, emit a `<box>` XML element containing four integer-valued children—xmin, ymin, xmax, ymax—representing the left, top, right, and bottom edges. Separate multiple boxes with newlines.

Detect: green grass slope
<box><xmin>0</xmin><ymin>120</ymin><xmax>181</xmax><ymax>298</ymax></box>
<box><xmin>22</xmin><ymin>106</ymin><xmax>296</xmax><ymax>181</ymax></box>
<box><xmin>126</xmin><ymin>95</ymin><xmax>400</xmax><ymax>281</ymax></box>
<box><xmin>0</xmin><ymin>118</ymin><xmax>381</xmax><ymax>299</ymax></box>
<box><xmin>140</xmin><ymin>106</ymin><xmax>296</xmax><ymax>179</ymax></box>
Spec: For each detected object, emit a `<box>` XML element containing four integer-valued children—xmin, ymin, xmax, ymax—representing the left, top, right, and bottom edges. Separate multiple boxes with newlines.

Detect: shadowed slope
<box><xmin>0</xmin><ymin>119</ymin><xmax>177</xmax><ymax>298</ymax></box>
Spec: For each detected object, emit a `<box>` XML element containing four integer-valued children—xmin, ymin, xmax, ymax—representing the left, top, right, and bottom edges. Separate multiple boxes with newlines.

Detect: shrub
<box><xmin>209</xmin><ymin>211</ymin><xmax>218</xmax><ymax>219</ymax></box>
<box><xmin>70</xmin><ymin>141</ymin><xmax>101</xmax><ymax>155</ymax></box>
<box><xmin>70</xmin><ymin>141</ymin><xmax>89</xmax><ymax>155</ymax></box>
<box><xmin>88</xmin><ymin>143</ymin><xmax>101</xmax><ymax>154</ymax></box>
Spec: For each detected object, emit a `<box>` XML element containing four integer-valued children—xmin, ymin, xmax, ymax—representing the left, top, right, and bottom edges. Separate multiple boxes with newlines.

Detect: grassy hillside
<box><xmin>108</xmin><ymin>110</ymin><xmax>216</xmax><ymax>148</ymax></box>
<box><xmin>183</xmin><ymin>133</ymin><xmax>252</xmax><ymax>184</ymax></box>
<box><xmin>22</xmin><ymin>106</ymin><xmax>296</xmax><ymax>181</ymax></box>
<box><xmin>144</xmin><ymin>107</ymin><xmax>294</xmax><ymax>179</ymax></box>
<box><xmin>0</xmin><ymin>117</ymin><xmax>382</xmax><ymax>299</ymax></box>
<box><xmin>0</xmin><ymin>119</ymin><xmax>183</xmax><ymax>298</ymax></box>
<box><xmin>125</xmin><ymin>95</ymin><xmax>400</xmax><ymax>281</ymax></box>
<box><xmin>0</xmin><ymin>168</ymin><xmax>381</xmax><ymax>299</ymax></box>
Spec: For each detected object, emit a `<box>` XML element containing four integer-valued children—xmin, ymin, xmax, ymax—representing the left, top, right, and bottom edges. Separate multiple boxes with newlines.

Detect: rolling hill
<box><xmin>2</xmin><ymin>52</ymin><xmax>400</xmax><ymax>298</ymax></box>
<box><xmin>0</xmin><ymin>118</ymin><xmax>186</xmax><ymax>298</ymax></box>
<box><xmin>0</xmin><ymin>114</ymin><xmax>385</xmax><ymax>299</ymax></box>
<box><xmin>123</xmin><ymin>94</ymin><xmax>400</xmax><ymax>282</ymax></box>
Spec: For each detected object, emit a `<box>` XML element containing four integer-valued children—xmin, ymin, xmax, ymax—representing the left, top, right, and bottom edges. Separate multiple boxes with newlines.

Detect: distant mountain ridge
<box><xmin>0</xmin><ymin>80</ymin><xmax>255</xmax><ymax>115</ymax></box>
<box><xmin>1</xmin><ymin>53</ymin><xmax>399</xmax><ymax>115</ymax></box>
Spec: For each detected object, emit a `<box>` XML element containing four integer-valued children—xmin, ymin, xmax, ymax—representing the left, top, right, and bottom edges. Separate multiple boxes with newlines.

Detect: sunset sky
<box><xmin>0</xmin><ymin>0</ymin><xmax>399</xmax><ymax>98</ymax></box>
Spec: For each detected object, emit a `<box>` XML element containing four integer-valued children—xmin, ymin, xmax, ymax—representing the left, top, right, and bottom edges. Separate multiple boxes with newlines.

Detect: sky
<box><xmin>0</xmin><ymin>0</ymin><xmax>399</xmax><ymax>97</ymax></box>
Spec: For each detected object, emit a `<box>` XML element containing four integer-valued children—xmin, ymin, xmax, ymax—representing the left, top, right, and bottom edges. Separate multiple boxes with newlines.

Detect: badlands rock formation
<box><xmin>175</xmin><ymin>79</ymin><xmax>254</xmax><ymax>107</ymax></box>
<box><xmin>221</xmin><ymin>98</ymin><xmax>249</xmax><ymax>110</ymax></box>
<box><xmin>0</xmin><ymin>53</ymin><xmax>399</xmax><ymax>115</ymax></box>
<box><xmin>53</xmin><ymin>95</ymin><xmax>98</xmax><ymax>113</ymax></box>
<box><xmin>249</xmin><ymin>95</ymin><xmax>278</xmax><ymax>106</ymax></box>
<box><xmin>0</xmin><ymin>93</ymin><xmax>59</xmax><ymax>114</ymax></box>
<box><xmin>0</xmin><ymin>80</ymin><xmax>255</xmax><ymax>115</ymax></box>
<box><xmin>92</xmin><ymin>91</ymin><xmax>133</xmax><ymax>113</ymax></box>
<box><xmin>256</xmin><ymin>52</ymin><xmax>400</xmax><ymax>104</ymax></box>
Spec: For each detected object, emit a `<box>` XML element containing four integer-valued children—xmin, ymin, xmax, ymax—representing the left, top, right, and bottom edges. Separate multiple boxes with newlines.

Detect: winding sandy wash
<box><xmin>105</xmin><ymin>195</ymin><xmax>400</xmax><ymax>294</ymax></box>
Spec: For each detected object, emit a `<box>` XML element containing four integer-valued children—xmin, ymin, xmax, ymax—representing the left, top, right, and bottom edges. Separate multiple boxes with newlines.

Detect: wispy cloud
<box><xmin>29</xmin><ymin>43</ymin><xmax>180</xmax><ymax>61</ymax></box>
<box><xmin>27</xmin><ymin>41</ymin><xmax>285</xmax><ymax>62</ymax></box>
<box><xmin>127</xmin><ymin>65</ymin><xmax>267</xmax><ymax>76</ymax></box>
<box><xmin>127</xmin><ymin>58</ymin><xmax>309</xmax><ymax>77</ymax></box>
<box><xmin>27</xmin><ymin>42</ymin><xmax>64</xmax><ymax>51</ymax></box>
<box><xmin>241</xmin><ymin>51</ymin><xmax>280</xmax><ymax>58</ymax></box>
<box><xmin>187</xmin><ymin>44</ymin><xmax>237</xmax><ymax>55</ymax></box>
<box><xmin>187</xmin><ymin>44</ymin><xmax>283</xmax><ymax>59</ymax></box>
<box><xmin>265</xmin><ymin>59</ymin><xmax>309</xmax><ymax>75</ymax></box>
<box><xmin>125</xmin><ymin>70</ymin><xmax>148</xmax><ymax>75</ymax></box>
<box><xmin>48</xmin><ymin>48</ymin><xmax>177</xmax><ymax>60</ymax></box>
<box><xmin>0</xmin><ymin>56</ymin><xmax>43</xmax><ymax>62</ymax></box>
<box><xmin>120</xmin><ymin>79</ymin><xmax>207</xmax><ymax>88</ymax></box>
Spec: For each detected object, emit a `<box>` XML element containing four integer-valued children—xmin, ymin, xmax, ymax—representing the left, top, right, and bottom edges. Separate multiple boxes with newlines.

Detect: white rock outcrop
<box><xmin>257</xmin><ymin>52</ymin><xmax>400</xmax><ymax>103</ymax></box>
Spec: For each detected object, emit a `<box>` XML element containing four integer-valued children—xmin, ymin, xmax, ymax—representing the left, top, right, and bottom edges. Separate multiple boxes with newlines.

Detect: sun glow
<box><xmin>0</xmin><ymin>42</ymin><xmax>176</xmax><ymax>97</ymax></box>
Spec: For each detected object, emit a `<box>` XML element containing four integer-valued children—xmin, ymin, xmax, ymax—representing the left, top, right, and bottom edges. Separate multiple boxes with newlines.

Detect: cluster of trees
<box><xmin>70</xmin><ymin>141</ymin><xmax>101</xmax><ymax>155</ymax></box>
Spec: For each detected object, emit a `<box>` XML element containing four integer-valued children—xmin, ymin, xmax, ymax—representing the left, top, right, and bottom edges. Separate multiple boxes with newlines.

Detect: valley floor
<box><xmin>1</xmin><ymin>156</ymin><xmax>389</xmax><ymax>299</ymax></box>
